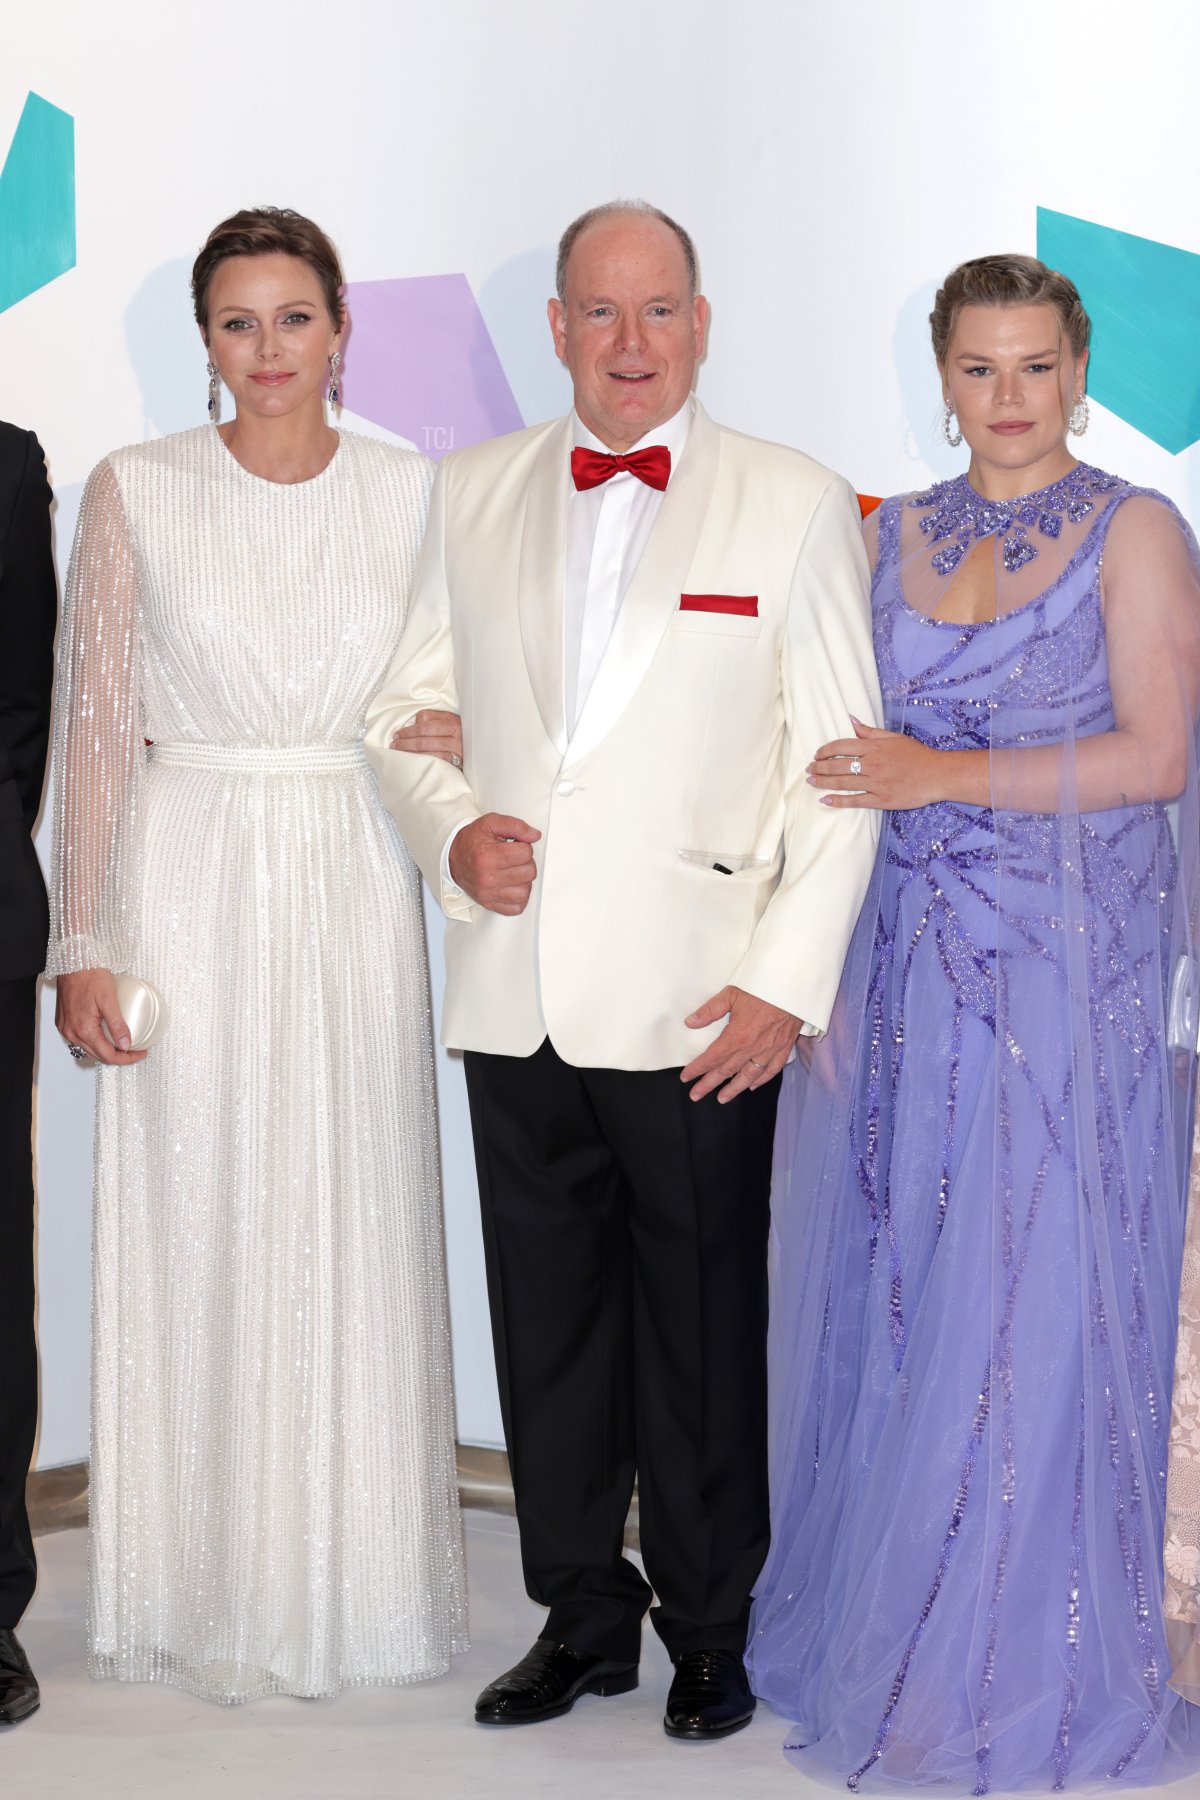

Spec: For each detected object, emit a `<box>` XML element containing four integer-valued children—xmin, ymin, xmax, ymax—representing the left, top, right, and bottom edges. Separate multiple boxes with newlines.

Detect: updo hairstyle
<box><xmin>192</xmin><ymin>207</ymin><xmax>345</xmax><ymax>334</ymax></box>
<box><xmin>930</xmin><ymin>254</ymin><xmax>1091</xmax><ymax>365</ymax></box>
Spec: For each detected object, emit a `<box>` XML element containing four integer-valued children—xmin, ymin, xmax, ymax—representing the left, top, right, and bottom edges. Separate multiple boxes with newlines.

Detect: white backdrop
<box><xmin>4</xmin><ymin>0</ymin><xmax>1199</xmax><ymax>1465</ymax></box>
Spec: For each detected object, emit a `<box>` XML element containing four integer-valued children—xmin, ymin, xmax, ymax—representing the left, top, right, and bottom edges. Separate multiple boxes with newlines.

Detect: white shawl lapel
<box><xmin>516</xmin><ymin>415</ymin><xmax>573</xmax><ymax>756</ymax></box>
<box><xmin>565</xmin><ymin>401</ymin><xmax>720</xmax><ymax>769</ymax></box>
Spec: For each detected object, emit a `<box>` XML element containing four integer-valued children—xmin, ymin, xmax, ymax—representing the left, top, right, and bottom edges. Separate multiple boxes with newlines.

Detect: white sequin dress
<box><xmin>46</xmin><ymin>426</ymin><xmax>467</xmax><ymax>1703</ymax></box>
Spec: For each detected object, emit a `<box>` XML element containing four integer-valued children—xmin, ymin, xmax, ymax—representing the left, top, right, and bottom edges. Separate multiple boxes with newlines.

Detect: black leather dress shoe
<box><xmin>663</xmin><ymin>1648</ymin><xmax>755</xmax><ymax>1740</ymax></box>
<box><xmin>0</xmin><ymin>1630</ymin><xmax>39</xmax><ymax>1725</ymax></box>
<box><xmin>474</xmin><ymin>1637</ymin><xmax>638</xmax><ymax>1725</ymax></box>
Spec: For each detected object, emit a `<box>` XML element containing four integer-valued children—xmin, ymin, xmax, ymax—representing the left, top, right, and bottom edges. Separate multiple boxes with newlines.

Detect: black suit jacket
<box><xmin>0</xmin><ymin>424</ymin><xmax>56</xmax><ymax>979</ymax></box>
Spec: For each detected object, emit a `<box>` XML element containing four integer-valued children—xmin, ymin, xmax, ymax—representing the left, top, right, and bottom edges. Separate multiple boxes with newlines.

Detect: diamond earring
<box><xmin>206</xmin><ymin>360</ymin><xmax>219</xmax><ymax>422</ymax></box>
<box><xmin>942</xmin><ymin>402</ymin><xmax>962</xmax><ymax>449</ymax></box>
<box><xmin>1069</xmin><ymin>393</ymin><xmax>1089</xmax><ymax>437</ymax></box>
<box><xmin>328</xmin><ymin>350</ymin><xmax>341</xmax><ymax>409</ymax></box>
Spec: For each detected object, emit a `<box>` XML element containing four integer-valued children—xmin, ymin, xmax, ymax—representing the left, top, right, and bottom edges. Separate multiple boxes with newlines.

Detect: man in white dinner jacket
<box><xmin>365</xmin><ymin>200</ymin><xmax>881</xmax><ymax>1741</ymax></box>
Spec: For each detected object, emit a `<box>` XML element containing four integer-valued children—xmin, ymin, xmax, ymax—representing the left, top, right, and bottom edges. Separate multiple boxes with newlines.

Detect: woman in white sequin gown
<box><xmin>47</xmin><ymin>209</ymin><xmax>467</xmax><ymax>1703</ymax></box>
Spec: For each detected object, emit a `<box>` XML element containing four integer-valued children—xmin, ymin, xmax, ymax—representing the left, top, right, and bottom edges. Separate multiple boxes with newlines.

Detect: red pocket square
<box><xmin>679</xmin><ymin>593</ymin><xmax>759</xmax><ymax>617</ymax></box>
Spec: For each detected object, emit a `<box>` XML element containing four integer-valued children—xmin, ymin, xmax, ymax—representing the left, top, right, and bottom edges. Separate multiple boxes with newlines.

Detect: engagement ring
<box><xmin>849</xmin><ymin>756</ymin><xmax>863</xmax><ymax>777</ymax></box>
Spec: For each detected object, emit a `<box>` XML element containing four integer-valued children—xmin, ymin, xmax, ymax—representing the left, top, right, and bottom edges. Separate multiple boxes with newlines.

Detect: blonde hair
<box><xmin>930</xmin><ymin>254</ymin><xmax>1090</xmax><ymax>364</ymax></box>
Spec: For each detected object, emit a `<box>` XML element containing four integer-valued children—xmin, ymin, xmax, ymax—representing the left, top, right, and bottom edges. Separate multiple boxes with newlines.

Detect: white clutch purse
<box><xmin>101</xmin><ymin>974</ymin><xmax>169</xmax><ymax>1051</ymax></box>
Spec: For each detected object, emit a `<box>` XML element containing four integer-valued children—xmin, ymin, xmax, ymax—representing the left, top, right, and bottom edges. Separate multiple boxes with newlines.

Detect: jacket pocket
<box><xmin>669</xmin><ymin>610</ymin><xmax>763</xmax><ymax>640</ymax></box>
<box><xmin>678</xmin><ymin>849</ymin><xmax>773</xmax><ymax>876</ymax></box>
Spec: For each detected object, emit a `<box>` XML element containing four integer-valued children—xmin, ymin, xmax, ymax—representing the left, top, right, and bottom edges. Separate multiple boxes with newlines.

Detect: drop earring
<box><xmin>328</xmin><ymin>350</ymin><xmax>341</xmax><ymax>409</ymax></box>
<box><xmin>1069</xmin><ymin>393</ymin><xmax>1089</xmax><ymax>437</ymax></box>
<box><xmin>206</xmin><ymin>360</ymin><xmax>219</xmax><ymax>422</ymax></box>
<box><xmin>942</xmin><ymin>402</ymin><xmax>962</xmax><ymax>449</ymax></box>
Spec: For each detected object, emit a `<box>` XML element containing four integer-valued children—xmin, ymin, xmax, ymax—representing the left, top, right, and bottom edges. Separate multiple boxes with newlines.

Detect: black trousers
<box><xmin>464</xmin><ymin>1037</ymin><xmax>779</xmax><ymax>1664</ymax></box>
<box><xmin>0</xmin><ymin>977</ymin><xmax>37</xmax><ymax>1630</ymax></box>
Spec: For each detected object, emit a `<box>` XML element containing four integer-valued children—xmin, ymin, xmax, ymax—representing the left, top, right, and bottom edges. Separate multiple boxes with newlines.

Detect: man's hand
<box><xmin>681</xmin><ymin>985</ymin><xmax>802</xmax><ymax>1102</ymax></box>
<box><xmin>449</xmin><ymin>814</ymin><xmax>541</xmax><ymax>916</ymax></box>
<box><xmin>56</xmin><ymin>968</ymin><xmax>148</xmax><ymax>1067</ymax></box>
<box><xmin>390</xmin><ymin>709</ymin><xmax>464</xmax><ymax>767</ymax></box>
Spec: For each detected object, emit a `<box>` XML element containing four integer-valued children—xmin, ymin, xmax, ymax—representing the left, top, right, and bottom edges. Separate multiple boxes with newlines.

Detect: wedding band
<box><xmin>849</xmin><ymin>756</ymin><xmax>863</xmax><ymax>777</ymax></box>
<box><xmin>67</xmin><ymin>1043</ymin><xmax>88</xmax><ymax>1062</ymax></box>
<box><xmin>748</xmin><ymin>1057</ymin><xmax>768</xmax><ymax>1070</ymax></box>
<box><xmin>450</xmin><ymin>753</ymin><xmax>463</xmax><ymax>769</ymax></box>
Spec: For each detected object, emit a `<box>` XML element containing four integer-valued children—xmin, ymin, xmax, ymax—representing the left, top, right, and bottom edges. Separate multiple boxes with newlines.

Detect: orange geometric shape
<box><xmin>858</xmin><ymin>493</ymin><xmax>882</xmax><ymax>519</ymax></box>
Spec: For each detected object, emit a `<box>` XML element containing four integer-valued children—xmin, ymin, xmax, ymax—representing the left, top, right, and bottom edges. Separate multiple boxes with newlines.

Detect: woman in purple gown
<box><xmin>746</xmin><ymin>255</ymin><xmax>1200</xmax><ymax>1791</ymax></box>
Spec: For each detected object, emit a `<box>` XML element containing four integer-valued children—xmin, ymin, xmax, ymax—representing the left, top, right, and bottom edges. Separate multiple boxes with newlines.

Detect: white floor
<box><xmin>6</xmin><ymin>1514</ymin><xmax>1199</xmax><ymax>1800</ymax></box>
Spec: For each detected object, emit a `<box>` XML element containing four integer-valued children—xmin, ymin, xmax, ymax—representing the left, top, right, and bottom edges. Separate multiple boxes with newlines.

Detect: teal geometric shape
<box><xmin>0</xmin><ymin>92</ymin><xmax>75</xmax><ymax>315</ymax></box>
<box><xmin>1037</xmin><ymin>208</ymin><xmax>1200</xmax><ymax>454</ymax></box>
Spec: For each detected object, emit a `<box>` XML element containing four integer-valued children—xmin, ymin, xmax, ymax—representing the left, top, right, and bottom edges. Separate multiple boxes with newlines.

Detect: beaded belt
<box><xmin>147</xmin><ymin>741</ymin><xmax>367</xmax><ymax>773</ymax></box>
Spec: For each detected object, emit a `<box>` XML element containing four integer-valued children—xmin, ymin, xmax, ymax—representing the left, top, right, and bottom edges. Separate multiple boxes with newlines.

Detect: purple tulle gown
<box><xmin>747</xmin><ymin>467</ymin><xmax>1200</xmax><ymax>1791</ymax></box>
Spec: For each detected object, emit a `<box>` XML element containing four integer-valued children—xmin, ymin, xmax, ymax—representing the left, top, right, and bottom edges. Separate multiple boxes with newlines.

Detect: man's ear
<box><xmin>692</xmin><ymin>294</ymin><xmax>710</xmax><ymax>357</ymax></box>
<box><xmin>547</xmin><ymin>297</ymin><xmax>567</xmax><ymax>365</ymax></box>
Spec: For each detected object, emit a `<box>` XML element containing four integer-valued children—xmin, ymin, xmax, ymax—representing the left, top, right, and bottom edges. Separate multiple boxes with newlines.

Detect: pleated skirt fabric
<box><xmin>87</xmin><ymin>754</ymin><xmax>467</xmax><ymax>1702</ymax></box>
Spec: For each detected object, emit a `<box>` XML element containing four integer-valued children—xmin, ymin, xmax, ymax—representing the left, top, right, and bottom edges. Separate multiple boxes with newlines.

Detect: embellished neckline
<box><xmin>211</xmin><ymin>423</ymin><xmax>344</xmax><ymax>490</ymax></box>
<box><xmin>908</xmin><ymin>463</ymin><xmax>1122</xmax><ymax>576</ymax></box>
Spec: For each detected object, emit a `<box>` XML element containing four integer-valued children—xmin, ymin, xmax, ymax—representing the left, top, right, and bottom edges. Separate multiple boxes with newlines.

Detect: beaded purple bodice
<box><xmin>909</xmin><ymin>463</ymin><xmax>1124</xmax><ymax>576</ymax></box>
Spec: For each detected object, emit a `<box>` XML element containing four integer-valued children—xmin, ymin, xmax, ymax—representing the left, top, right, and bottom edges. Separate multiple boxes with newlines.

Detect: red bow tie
<box><xmin>571</xmin><ymin>444</ymin><xmax>672</xmax><ymax>493</ymax></box>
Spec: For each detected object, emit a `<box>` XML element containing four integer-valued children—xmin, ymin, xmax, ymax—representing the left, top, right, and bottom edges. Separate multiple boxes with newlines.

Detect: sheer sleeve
<box><xmin>1100</xmin><ymin>494</ymin><xmax>1200</xmax><ymax>796</ymax></box>
<box><xmin>45</xmin><ymin>457</ymin><xmax>144</xmax><ymax>978</ymax></box>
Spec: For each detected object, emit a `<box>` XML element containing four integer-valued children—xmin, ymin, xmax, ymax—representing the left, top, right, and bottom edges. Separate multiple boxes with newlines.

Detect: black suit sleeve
<box><xmin>0</xmin><ymin>431</ymin><xmax>57</xmax><ymax>826</ymax></box>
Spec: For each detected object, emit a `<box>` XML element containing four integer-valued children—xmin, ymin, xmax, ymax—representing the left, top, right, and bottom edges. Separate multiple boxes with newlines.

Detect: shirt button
<box><xmin>556</xmin><ymin>780</ymin><xmax>575</xmax><ymax>797</ymax></box>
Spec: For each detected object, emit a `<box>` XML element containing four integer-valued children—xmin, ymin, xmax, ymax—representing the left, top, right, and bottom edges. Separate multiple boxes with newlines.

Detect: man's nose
<box><xmin>617</xmin><ymin>312</ymin><xmax>647</xmax><ymax>355</ymax></box>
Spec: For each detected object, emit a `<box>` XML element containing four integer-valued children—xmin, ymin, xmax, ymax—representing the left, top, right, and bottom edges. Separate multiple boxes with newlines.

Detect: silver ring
<box><xmin>67</xmin><ymin>1043</ymin><xmax>88</xmax><ymax>1062</ymax></box>
<box><xmin>849</xmin><ymin>756</ymin><xmax>863</xmax><ymax>777</ymax></box>
<box><xmin>450</xmin><ymin>752</ymin><xmax>463</xmax><ymax>769</ymax></box>
<box><xmin>748</xmin><ymin>1057</ymin><xmax>768</xmax><ymax>1070</ymax></box>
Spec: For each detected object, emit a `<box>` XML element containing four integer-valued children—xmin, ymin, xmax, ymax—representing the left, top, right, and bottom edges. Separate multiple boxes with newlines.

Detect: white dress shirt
<box><xmin>565</xmin><ymin>400</ymin><xmax>692</xmax><ymax>734</ymax></box>
<box><xmin>443</xmin><ymin>399</ymin><xmax>693</xmax><ymax>888</ymax></box>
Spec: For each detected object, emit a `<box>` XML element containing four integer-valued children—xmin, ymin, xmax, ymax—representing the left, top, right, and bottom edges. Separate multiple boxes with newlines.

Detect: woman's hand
<box><xmin>390</xmin><ymin>709</ymin><xmax>464</xmax><ymax>769</ymax></box>
<box><xmin>807</xmin><ymin>717</ymin><xmax>947</xmax><ymax>811</ymax></box>
<box><xmin>56</xmin><ymin>969</ymin><xmax>147</xmax><ymax>1066</ymax></box>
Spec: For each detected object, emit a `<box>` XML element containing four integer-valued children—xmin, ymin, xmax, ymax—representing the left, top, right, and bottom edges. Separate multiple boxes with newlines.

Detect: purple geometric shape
<box><xmin>344</xmin><ymin>273</ymin><xmax>524</xmax><ymax>460</ymax></box>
